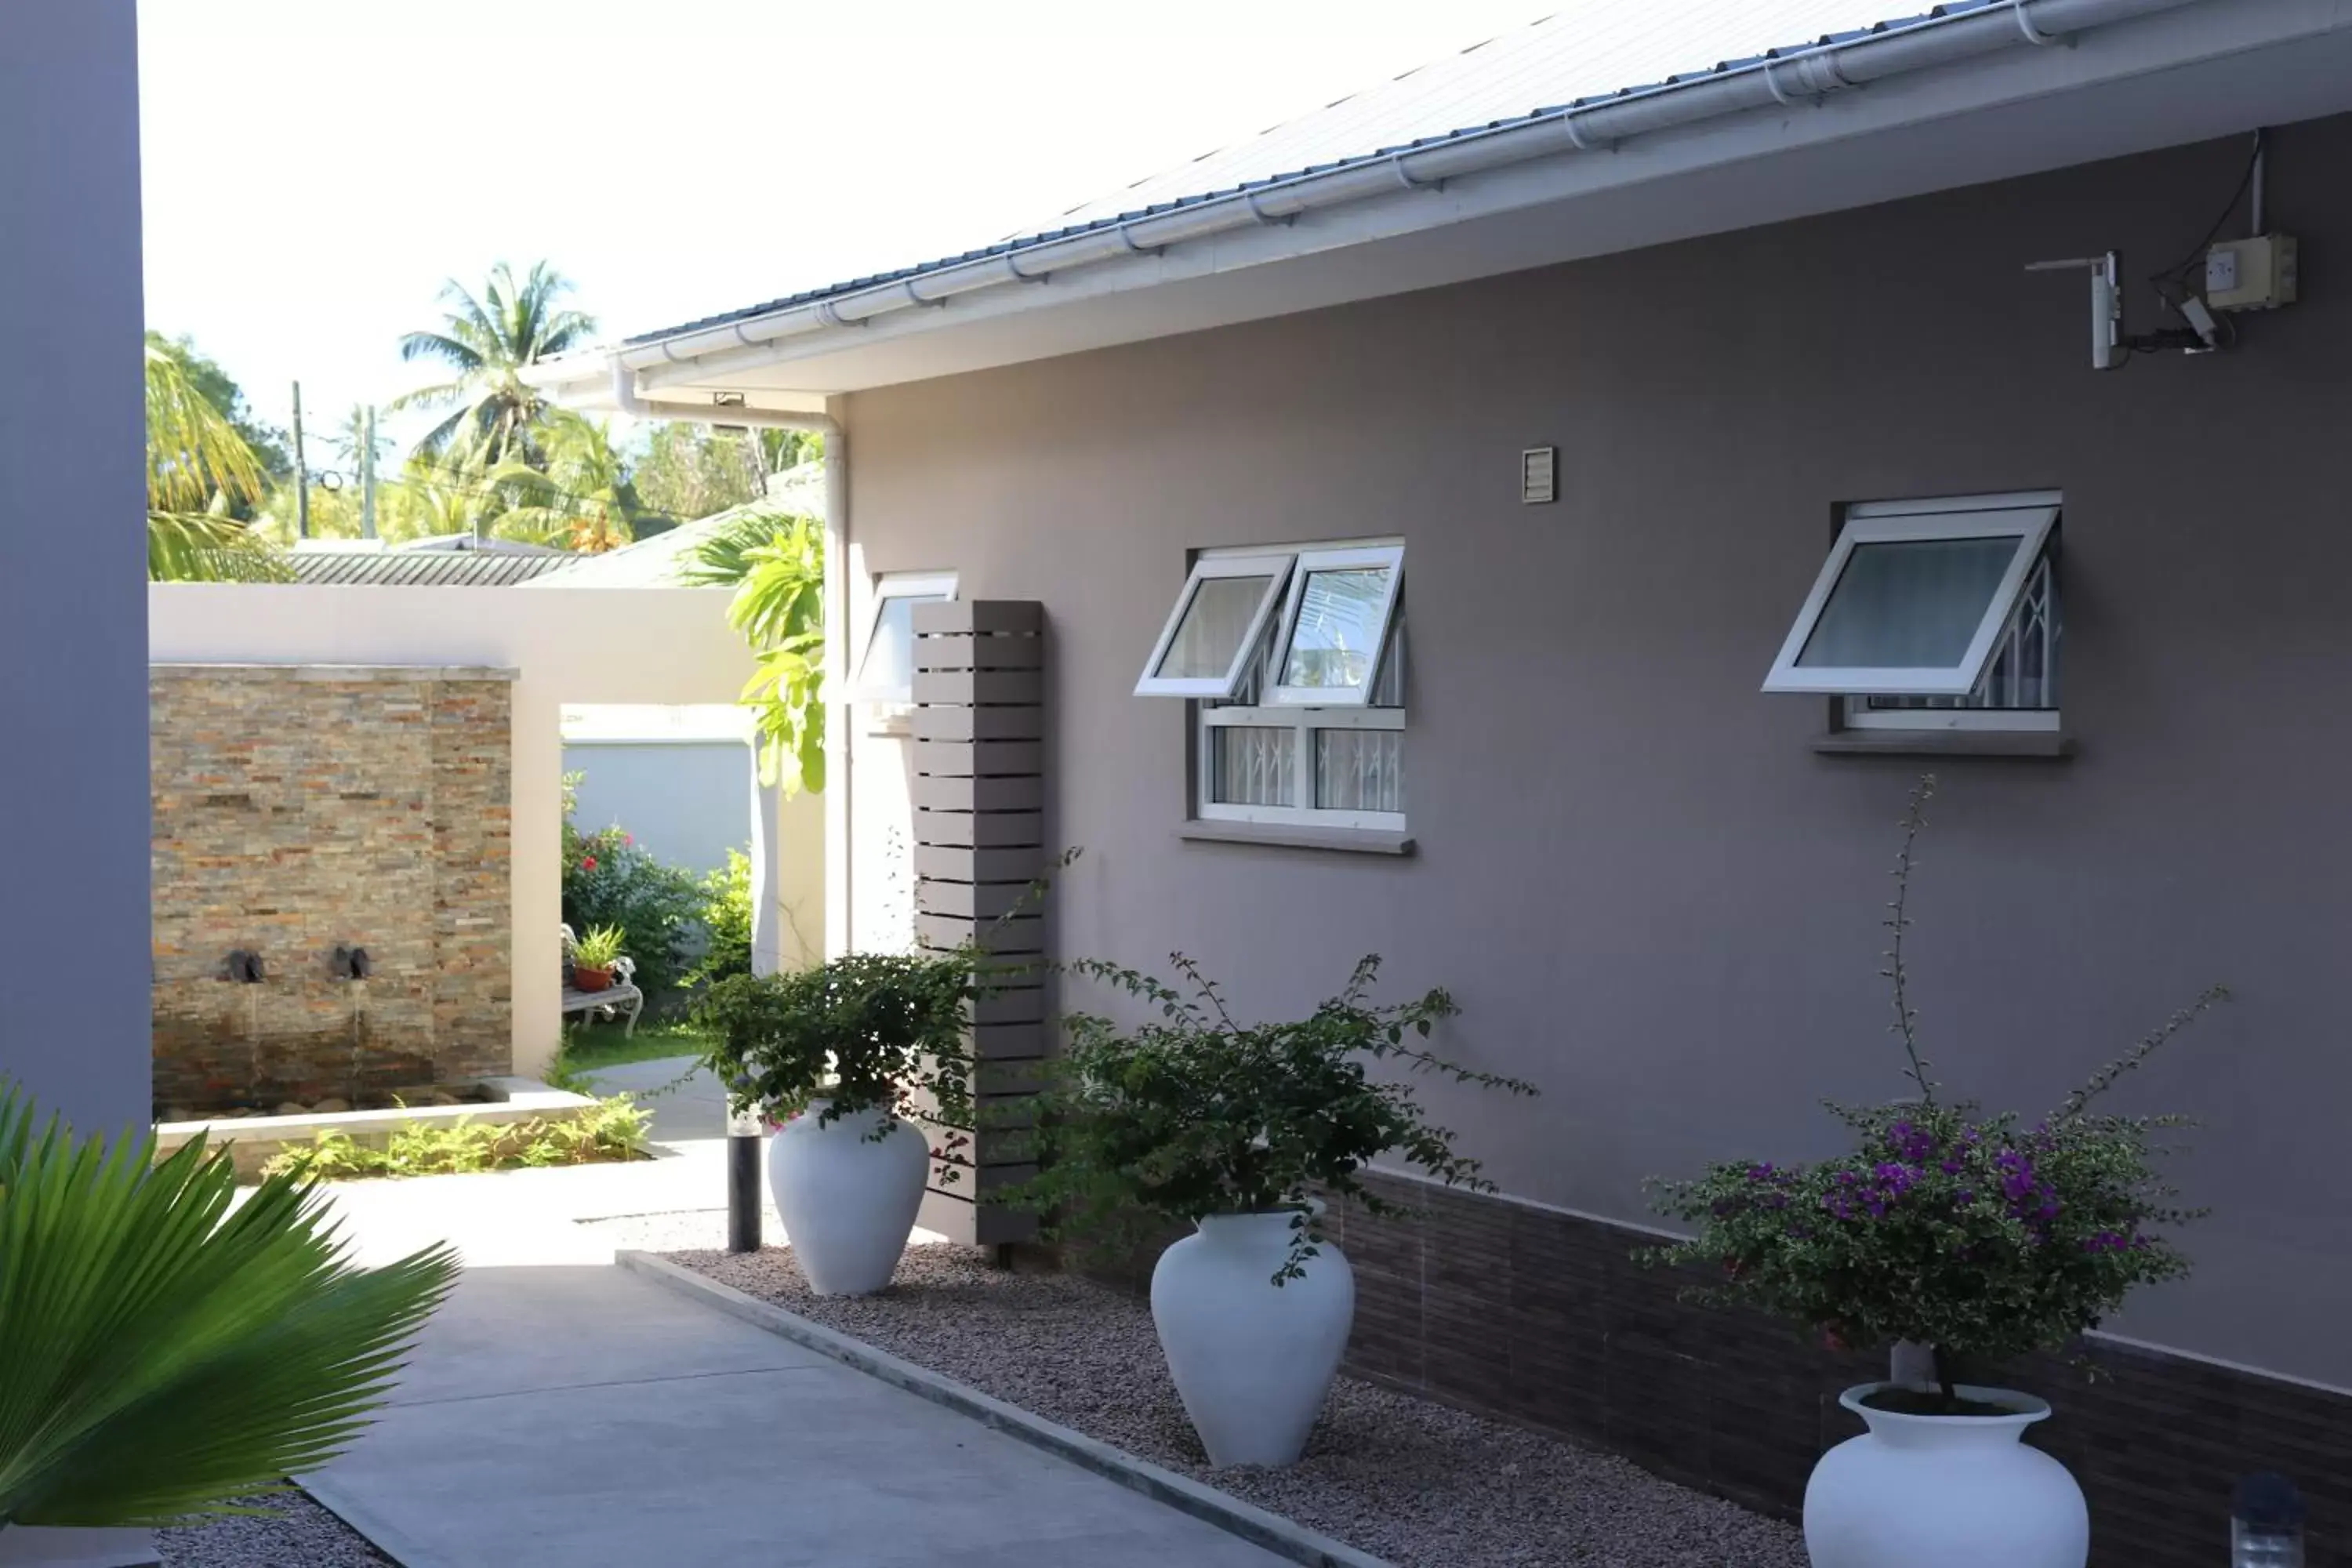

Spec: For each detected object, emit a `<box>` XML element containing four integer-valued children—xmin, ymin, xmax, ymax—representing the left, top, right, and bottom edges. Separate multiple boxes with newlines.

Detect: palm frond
<box><xmin>0</xmin><ymin>1084</ymin><xmax>457</xmax><ymax>1528</ymax></box>
<box><xmin>147</xmin><ymin>512</ymin><xmax>295</xmax><ymax>583</ymax></box>
<box><xmin>673</xmin><ymin>510</ymin><xmax>811</xmax><ymax>587</ymax></box>
<box><xmin>143</xmin><ymin>344</ymin><xmax>265</xmax><ymax>515</ymax></box>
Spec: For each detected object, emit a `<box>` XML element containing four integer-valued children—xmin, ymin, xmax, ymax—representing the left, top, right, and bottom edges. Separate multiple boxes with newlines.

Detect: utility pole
<box><xmin>359</xmin><ymin>405</ymin><xmax>377</xmax><ymax>539</ymax></box>
<box><xmin>290</xmin><ymin>381</ymin><xmax>310</xmax><ymax>539</ymax></box>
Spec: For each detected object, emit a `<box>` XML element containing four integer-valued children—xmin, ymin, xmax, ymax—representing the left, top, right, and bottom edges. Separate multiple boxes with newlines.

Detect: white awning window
<box><xmin>1134</xmin><ymin>553</ymin><xmax>1294</xmax><ymax>699</ymax></box>
<box><xmin>855</xmin><ymin>571</ymin><xmax>957</xmax><ymax>703</ymax></box>
<box><xmin>1266</xmin><ymin>543</ymin><xmax>1406</xmax><ymax>707</ymax></box>
<box><xmin>1762</xmin><ymin>495</ymin><xmax>2059</xmax><ymax>698</ymax></box>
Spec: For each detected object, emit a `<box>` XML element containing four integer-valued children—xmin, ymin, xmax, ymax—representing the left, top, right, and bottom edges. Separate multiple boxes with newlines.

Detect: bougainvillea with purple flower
<box><xmin>1645</xmin><ymin>776</ymin><xmax>2226</xmax><ymax>1404</ymax></box>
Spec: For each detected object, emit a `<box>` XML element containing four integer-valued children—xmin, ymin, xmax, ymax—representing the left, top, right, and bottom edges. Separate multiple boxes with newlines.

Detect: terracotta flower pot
<box><xmin>572</xmin><ymin>964</ymin><xmax>613</xmax><ymax>993</ymax></box>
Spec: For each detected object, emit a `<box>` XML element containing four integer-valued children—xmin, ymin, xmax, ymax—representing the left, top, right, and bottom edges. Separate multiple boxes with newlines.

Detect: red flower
<box><xmin>622</xmin><ymin>833</ymin><xmax>633</xmax><ymax>845</ymax></box>
<box><xmin>580</xmin><ymin>855</ymin><xmax>597</xmax><ymax>870</ymax></box>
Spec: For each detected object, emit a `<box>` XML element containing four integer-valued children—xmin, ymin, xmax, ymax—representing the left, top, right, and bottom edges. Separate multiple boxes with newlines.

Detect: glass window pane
<box><xmin>858</xmin><ymin>594</ymin><xmax>946</xmax><ymax>695</ymax></box>
<box><xmin>1316</xmin><ymin>730</ymin><xmax>1403</xmax><ymax>813</ymax></box>
<box><xmin>1797</xmin><ymin>538</ymin><xmax>2016</xmax><ymax>670</ymax></box>
<box><xmin>1280</xmin><ymin>567</ymin><xmax>1392</xmax><ymax>690</ymax></box>
<box><xmin>1156</xmin><ymin>575</ymin><xmax>1273</xmax><ymax>680</ymax></box>
<box><xmin>1210</xmin><ymin>727</ymin><xmax>1295</xmax><ymax>807</ymax></box>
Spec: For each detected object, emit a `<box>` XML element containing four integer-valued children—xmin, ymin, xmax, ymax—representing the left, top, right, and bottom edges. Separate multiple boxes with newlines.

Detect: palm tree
<box><xmin>0</xmin><ymin>1082</ymin><xmax>456</xmax><ymax>1528</ymax></box>
<box><xmin>484</xmin><ymin>410</ymin><xmax>655</xmax><ymax>553</ymax></box>
<box><xmin>392</xmin><ymin>262</ymin><xmax>596</xmax><ymax>464</ymax></box>
<box><xmin>143</xmin><ymin>339</ymin><xmax>290</xmax><ymax>582</ymax></box>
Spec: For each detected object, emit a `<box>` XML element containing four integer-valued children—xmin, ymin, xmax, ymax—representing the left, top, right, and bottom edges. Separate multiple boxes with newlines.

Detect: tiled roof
<box><xmin>288</xmin><ymin>548</ymin><xmax>575</xmax><ymax>587</ymax></box>
<box><xmin>622</xmin><ymin>0</ymin><xmax>1978</xmax><ymax>348</ymax></box>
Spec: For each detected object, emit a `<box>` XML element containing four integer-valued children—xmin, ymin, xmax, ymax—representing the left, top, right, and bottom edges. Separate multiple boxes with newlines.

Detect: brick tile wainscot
<box><xmin>150</xmin><ymin>664</ymin><xmax>515</xmax><ymax>1112</ymax></box>
<box><xmin>1332</xmin><ymin>1171</ymin><xmax>2352</xmax><ymax>1568</ymax></box>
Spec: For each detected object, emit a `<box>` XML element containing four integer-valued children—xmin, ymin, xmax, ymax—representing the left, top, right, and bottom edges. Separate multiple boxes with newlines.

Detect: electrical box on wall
<box><xmin>1521</xmin><ymin>446</ymin><xmax>1557</xmax><ymax>505</ymax></box>
<box><xmin>2206</xmin><ymin>234</ymin><xmax>2298</xmax><ymax>311</ymax></box>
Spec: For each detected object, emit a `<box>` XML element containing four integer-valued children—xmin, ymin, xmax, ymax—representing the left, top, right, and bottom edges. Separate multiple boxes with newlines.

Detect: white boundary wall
<box><xmin>148</xmin><ymin>584</ymin><xmax>818</xmax><ymax>1080</ymax></box>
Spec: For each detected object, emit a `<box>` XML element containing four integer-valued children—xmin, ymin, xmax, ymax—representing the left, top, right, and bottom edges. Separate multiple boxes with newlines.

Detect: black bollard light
<box><xmin>727</xmin><ymin>1081</ymin><xmax>762</xmax><ymax>1254</ymax></box>
<box><xmin>2232</xmin><ymin>1472</ymin><xmax>2305</xmax><ymax>1566</ymax></box>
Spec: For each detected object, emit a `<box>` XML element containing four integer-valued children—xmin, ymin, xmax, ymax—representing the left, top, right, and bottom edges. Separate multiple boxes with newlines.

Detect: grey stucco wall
<box><xmin>842</xmin><ymin>117</ymin><xmax>2352</xmax><ymax>1385</ymax></box>
<box><xmin>0</xmin><ymin>2</ymin><xmax>154</xmax><ymax>1135</ymax></box>
<box><xmin>564</xmin><ymin>740</ymin><xmax>754</xmax><ymax>877</ymax></box>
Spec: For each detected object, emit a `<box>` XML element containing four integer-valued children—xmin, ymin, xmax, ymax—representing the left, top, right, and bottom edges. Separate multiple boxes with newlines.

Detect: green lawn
<box><xmin>555</xmin><ymin>1018</ymin><xmax>717</xmax><ymax>1076</ymax></box>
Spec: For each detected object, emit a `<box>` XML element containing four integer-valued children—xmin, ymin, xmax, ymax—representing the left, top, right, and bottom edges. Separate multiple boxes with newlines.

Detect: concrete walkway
<box><xmin>305</xmin><ymin>1065</ymin><xmax>1288</xmax><ymax>1568</ymax></box>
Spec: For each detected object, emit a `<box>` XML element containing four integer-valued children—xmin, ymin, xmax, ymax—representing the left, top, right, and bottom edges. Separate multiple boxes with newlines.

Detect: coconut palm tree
<box><xmin>143</xmin><ymin>339</ymin><xmax>290</xmax><ymax>582</ymax></box>
<box><xmin>392</xmin><ymin>262</ymin><xmax>597</xmax><ymax>465</ymax></box>
<box><xmin>483</xmin><ymin>410</ymin><xmax>655</xmax><ymax>554</ymax></box>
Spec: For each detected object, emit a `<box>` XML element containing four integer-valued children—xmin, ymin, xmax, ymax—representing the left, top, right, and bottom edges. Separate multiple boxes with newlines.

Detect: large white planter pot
<box><xmin>1149</xmin><ymin>1210</ymin><xmax>1355</xmax><ymax>1468</ymax></box>
<box><xmin>766</xmin><ymin>1100</ymin><xmax>927</xmax><ymax>1296</ymax></box>
<box><xmin>1804</xmin><ymin>1384</ymin><xmax>2089</xmax><ymax>1568</ymax></box>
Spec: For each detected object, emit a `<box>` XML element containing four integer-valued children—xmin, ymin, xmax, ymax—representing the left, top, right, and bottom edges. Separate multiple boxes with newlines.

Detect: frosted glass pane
<box><xmin>1156</xmin><ymin>575</ymin><xmax>1272</xmax><ymax>680</ymax></box>
<box><xmin>1316</xmin><ymin>730</ymin><xmax>1403</xmax><ymax>813</ymax></box>
<box><xmin>1210</xmin><ymin>727</ymin><xmax>1295</xmax><ymax>807</ymax></box>
<box><xmin>1798</xmin><ymin>539</ymin><xmax>2016</xmax><ymax>670</ymax></box>
<box><xmin>1280</xmin><ymin>567</ymin><xmax>1392</xmax><ymax>690</ymax></box>
<box><xmin>857</xmin><ymin>594</ymin><xmax>946</xmax><ymax>695</ymax></box>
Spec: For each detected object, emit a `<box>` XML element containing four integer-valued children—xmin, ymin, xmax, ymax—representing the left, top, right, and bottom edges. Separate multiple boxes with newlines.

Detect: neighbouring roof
<box><xmin>528</xmin><ymin>462</ymin><xmax>825</xmax><ymax>588</ymax></box>
<box><xmin>288</xmin><ymin>546</ymin><xmax>575</xmax><ymax>587</ymax></box>
<box><xmin>618</xmin><ymin>0</ymin><xmax>1994</xmax><ymax>348</ymax></box>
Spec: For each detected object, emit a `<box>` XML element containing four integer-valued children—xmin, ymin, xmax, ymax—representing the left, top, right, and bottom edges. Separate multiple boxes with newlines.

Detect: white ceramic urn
<box><xmin>766</xmin><ymin>1099</ymin><xmax>928</xmax><ymax>1296</ymax></box>
<box><xmin>1149</xmin><ymin>1209</ymin><xmax>1355</xmax><ymax>1468</ymax></box>
<box><xmin>1804</xmin><ymin>1383</ymin><xmax>2089</xmax><ymax>1568</ymax></box>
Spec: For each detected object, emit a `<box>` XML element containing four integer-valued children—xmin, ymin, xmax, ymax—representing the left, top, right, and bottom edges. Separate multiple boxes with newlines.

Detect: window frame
<box><xmin>1761</xmin><ymin>493</ymin><xmax>2060</xmax><ymax>699</ymax></box>
<box><xmin>1265</xmin><ymin>543</ymin><xmax>1408</xmax><ymax>708</ymax></box>
<box><xmin>1196</xmin><ymin>704</ymin><xmax>1406</xmax><ymax>832</ymax></box>
<box><xmin>852</xmin><ymin>569</ymin><xmax>959</xmax><ymax>706</ymax></box>
<box><xmin>1133</xmin><ymin>552</ymin><xmax>1296</xmax><ymax>699</ymax></box>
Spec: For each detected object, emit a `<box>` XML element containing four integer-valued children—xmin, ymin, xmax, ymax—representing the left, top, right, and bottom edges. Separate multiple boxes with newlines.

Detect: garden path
<box><xmin>300</xmin><ymin>1076</ymin><xmax>1288</xmax><ymax>1568</ymax></box>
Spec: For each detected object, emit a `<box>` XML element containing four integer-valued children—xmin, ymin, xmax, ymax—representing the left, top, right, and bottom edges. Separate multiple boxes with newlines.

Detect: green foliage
<box><xmin>1014</xmin><ymin>955</ymin><xmax>1539</xmax><ymax>1283</ymax></box>
<box><xmin>263</xmin><ymin>1097</ymin><xmax>648</xmax><ymax>1181</ymax></box>
<box><xmin>485</xmin><ymin>408</ymin><xmax>664</xmax><ymax>554</ymax></box>
<box><xmin>569</xmin><ymin>924</ymin><xmax>627</xmax><ymax>969</ymax></box>
<box><xmin>674</xmin><ymin>507</ymin><xmax>814</xmax><ymax>588</ymax></box>
<box><xmin>553</xmin><ymin>1018</ymin><xmax>718</xmax><ymax>1078</ymax></box>
<box><xmin>695</xmin><ymin>949</ymin><xmax>996</xmax><ymax>1167</ymax></box>
<box><xmin>0</xmin><ymin>1081</ymin><xmax>455</xmax><ymax>1527</ymax></box>
<box><xmin>688</xmin><ymin>851</ymin><xmax>755</xmax><ymax>988</ymax></box>
<box><xmin>560</xmin><ymin>777</ymin><xmax>704</xmax><ymax>995</ymax></box>
<box><xmin>1644</xmin><ymin>775</ymin><xmax>2227</xmax><ymax>1398</ymax></box>
<box><xmin>729</xmin><ymin>518</ymin><xmax>826</xmax><ymax>796</ymax></box>
<box><xmin>390</xmin><ymin>260</ymin><xmax>596</xmax><ymax>465</ymax></box>
<box><xmin>145</xmin><ymin>332</ymin><xmax>291</xmax><ymax>488</ymax></box>
<box><xmin>143</xmin><ymin>338</ymin><xmax>291</xmax><ymax>583</ymax></box>
<box><xmin>628</xmin><ymin>423</ymin><xmax>769</xmax><ymax>523</ymax></box>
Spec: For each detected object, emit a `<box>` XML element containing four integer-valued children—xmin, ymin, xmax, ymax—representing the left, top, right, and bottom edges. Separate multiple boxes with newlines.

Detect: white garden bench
<box><xmin>559</xmin><ymin>923</ymin><xmax>644</xmax><ymax>1036</ymax></box>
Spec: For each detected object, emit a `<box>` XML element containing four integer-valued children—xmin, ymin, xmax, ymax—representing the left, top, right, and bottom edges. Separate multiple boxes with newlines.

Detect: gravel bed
<box><xmin>156</xmin><ymin>1489</ymin><xmax>390</xmax><ymax>1567</ymax></box>
<box><xmin>588</xmin><ymin>1216</ymin><xmax>1806</xmax><ymax>1568</ymax></box>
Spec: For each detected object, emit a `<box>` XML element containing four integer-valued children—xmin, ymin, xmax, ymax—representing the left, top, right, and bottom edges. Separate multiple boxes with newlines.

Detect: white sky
<box><xmin>138</xmin><ymin>0</ymin><xmax>1555</xmax><ymax>451</ymax></box>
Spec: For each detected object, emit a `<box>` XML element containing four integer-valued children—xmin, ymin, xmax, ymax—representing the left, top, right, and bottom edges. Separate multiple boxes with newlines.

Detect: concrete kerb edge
<box><xmin>613</xmin><ymin>1250</ymin><xmax>1393</xmax><ymax>1568</ymax></box>
<box><xmin>299</xmin><ymin>1471</ymin><xmax>456</xmax><ymax>1568</ymax></box>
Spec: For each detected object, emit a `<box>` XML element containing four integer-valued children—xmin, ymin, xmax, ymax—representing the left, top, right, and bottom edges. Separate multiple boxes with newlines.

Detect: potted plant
<box><xmin>697</xmin><ymin>949</ymin><xmax>987</xmax><ymax>1295</ymax></box>
<box><xmin>1014</xmin><ymin>955</ymin><xmax>1537</xmax><ymax>1468</ymax></box>
<box><xmin>1646</xmin><ymin>778</ymin><xmax>2225</xmax><ymax>1568</ymax></box>
<box><xmin>568</xmin><ymin>924</ymin><xmax>627</xmax><ymax>993</ymax></box>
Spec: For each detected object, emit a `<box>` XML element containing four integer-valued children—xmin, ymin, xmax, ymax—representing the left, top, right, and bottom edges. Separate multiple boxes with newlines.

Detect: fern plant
<box><xmin>0</xmin><ymin>1083</ymin><xmax>456</xmax><ymax>1527</ymax></box>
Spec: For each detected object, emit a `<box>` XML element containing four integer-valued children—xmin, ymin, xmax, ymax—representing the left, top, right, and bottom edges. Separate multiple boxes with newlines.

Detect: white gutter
<box><xmin>608</xmin><ymin>359</ymin><xmax>855</xmax><ymax>963</ymax></box>
<box><xmin>543</xmin><ymin>0</ymin><xmax>2207</xmax><ymax>389</ymax></box>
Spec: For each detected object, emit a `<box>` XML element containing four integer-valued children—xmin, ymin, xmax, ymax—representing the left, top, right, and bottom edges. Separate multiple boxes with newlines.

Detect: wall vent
<box><xmin>1521</xmin><ymin>446</ymin><xmax>1558</xmax><ymax>505</ymax></box>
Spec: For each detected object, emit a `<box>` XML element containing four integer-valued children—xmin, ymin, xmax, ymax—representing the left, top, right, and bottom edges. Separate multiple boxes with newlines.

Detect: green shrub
<box><xmin>688</xmin><ymin>849</ymin><xmax>755</xmax><ymax>988</ymax></box>
<box><xmin>695</xmin><ymin>949</ymin><xmax>996</xmax><ymax>1170</ymax></box>
<box><xmin>1011</xmin><ymin>954</ymin><xmax>1538</xmax><ymax>1283</ymax></box>
<box><xmin>0</xmin><ymin>1081</ymin><xmax>455</xmax><ymax>1527</ymax></box>
<box><xmin>262</xmin><ymin>1096</ymin><xmax>649</xmax><ymax>1181</ymax></box>
<box><xmin>560</xmin><ymin>775</ymin><xmax>702</xmax><ymax>994</ymax></box>
<box><xmin>1643</xmin><ymin>776</ymin><xmax>2227</xmax><ymax>1408</ymax></box>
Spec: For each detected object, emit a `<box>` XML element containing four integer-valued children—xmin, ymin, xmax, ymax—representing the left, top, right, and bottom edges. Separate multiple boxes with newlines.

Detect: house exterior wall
<box><xmin>563</xmin><ymin>739</ymin><xmax>753</xmax><ymax>877</ymax></box>
<box><xmin>837</xmin><ymin>116</ymin><xmax>2352</xmax><ymax>1548</ymax></box>
<box><xmin>0</xmin><ymin>1</ymin><xmax>152</xmax><ymax>1135</ymax></box>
